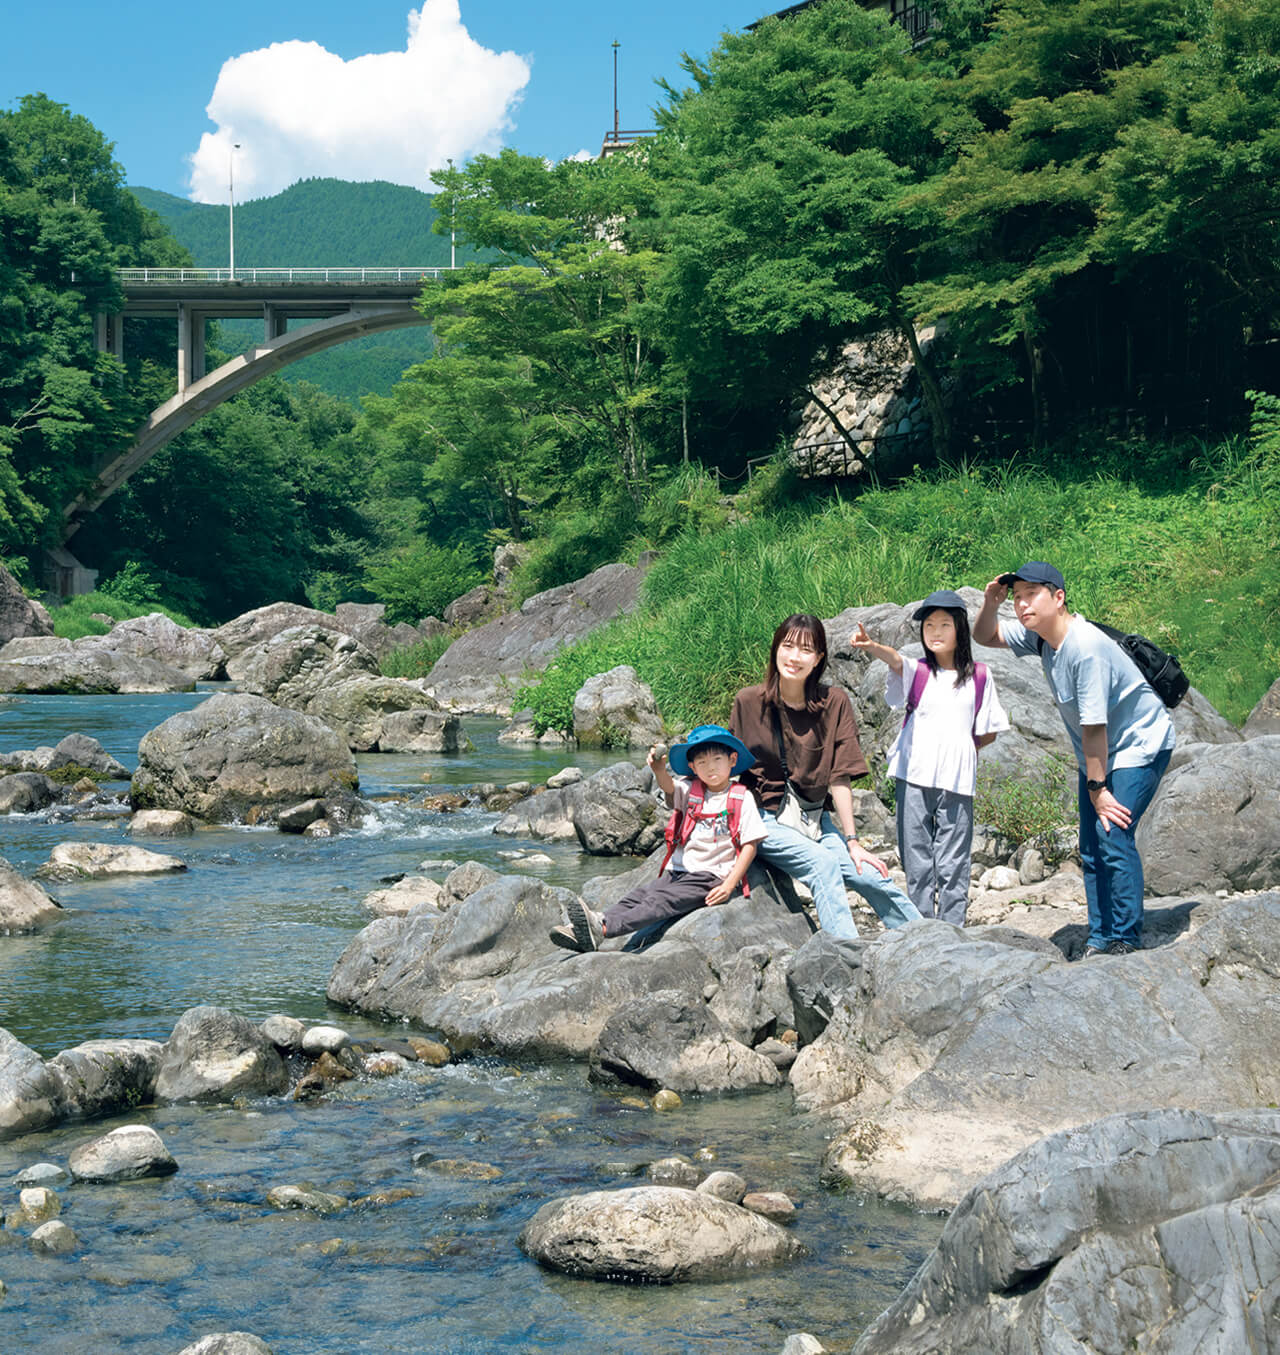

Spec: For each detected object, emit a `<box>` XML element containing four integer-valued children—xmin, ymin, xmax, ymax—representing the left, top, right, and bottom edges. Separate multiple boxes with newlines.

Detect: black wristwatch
<box><xmin>1086</xmin><ymin>778</ymin><xmax>1107</xmax><ymax>792</ymax></box>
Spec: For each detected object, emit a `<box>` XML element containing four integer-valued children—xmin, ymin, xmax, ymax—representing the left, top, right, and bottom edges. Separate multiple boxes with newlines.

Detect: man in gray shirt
<box><xmin>974</xmin><ymin>562</ymin><xmax>1175</xmax><ymax>956</ymax></box>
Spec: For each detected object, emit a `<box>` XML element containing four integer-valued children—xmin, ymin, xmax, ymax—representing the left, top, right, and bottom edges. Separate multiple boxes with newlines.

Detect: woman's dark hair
<box><xmin>920</xmin><ymin>607</ymin><xmax>976</xmax><ymax>684</ymax></box>
<box><xmin>764</xmin><ymin>613</ymin><xmax>829</xmax><ymax>710</ymax></box>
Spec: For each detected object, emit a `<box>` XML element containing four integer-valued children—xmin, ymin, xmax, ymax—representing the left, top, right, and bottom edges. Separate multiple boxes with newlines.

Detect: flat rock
<box><xmin>0</xmin><ymin>646</ymin><xmax>194</xmax><ymax>695</ymax></box>
<box><xmin>103</xmin><ymin>613</ymin><xmax>226</xmax><ymax>680</ymax></box>
<box><xmin>362</xmin><ymin>875</ymin><xmax>444</xmax><ymax>918</ymax></box>
<box><xmin>67</xmin><ymin>1124</ymin><xmax>177</xmax><ymax>1182</ymax></box>
<box><xmin>35</xmin><ymin>842</ymin><xmax>186</xmax><ymax>881</ymax></box>
<box><xmin>519</xmin><ymin>1185</ymin><xmax>803</xmax><ymax>1281</ymax></box>
<box><xmin>176</xmin><ymin>1336</ymin><xmax>275</xmax><ymax>1355</ymax></box>
<box><xmin>128</xmin><ymin>809</ymin><xmax>197</xmax><ymax>837</ymax></box>
<box><xmin>47</xmin><ymin>1039</ymin><xmax>164</xmax><ymax>1119</ymax></box>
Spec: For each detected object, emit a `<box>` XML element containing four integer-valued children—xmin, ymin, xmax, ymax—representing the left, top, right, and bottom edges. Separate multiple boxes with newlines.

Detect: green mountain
<box><xmin>127</xmin><ymin>178</ymin><xmax>472</xmax><ymax>400</ymax></box>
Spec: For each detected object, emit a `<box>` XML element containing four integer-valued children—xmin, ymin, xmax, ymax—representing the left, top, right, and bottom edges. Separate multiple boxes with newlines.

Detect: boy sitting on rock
<box><xmin>550</xmin><ymin>724</ymin><xmax>766</xmax><ymax>952</ymax></box>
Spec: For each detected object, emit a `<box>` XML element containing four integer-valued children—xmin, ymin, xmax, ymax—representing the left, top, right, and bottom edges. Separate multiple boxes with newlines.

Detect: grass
<box><xmin>48</xmin><ymin>590</ymin><xmax>198</xmax><ymax>640</ymax></box>
<box><xmin>379</xmin><ymin>632</ymin><xmax>456</xmax><ymax>679</ymax></box>
<box><xmin>517</xmin><ymin>440</ymin><xmax>1278</xmax><ymax>734</ymax></box>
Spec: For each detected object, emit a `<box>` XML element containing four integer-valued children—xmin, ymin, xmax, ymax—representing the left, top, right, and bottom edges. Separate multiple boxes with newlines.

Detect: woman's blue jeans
<box><xmin>757</xmin><ymin>810</ymin><xmax>922</xmax><ymax>940</ymax></box>
<box><xmin>1077</xmin><ymin>748</ymin><xmax>1171</xmax><ymax>948</ymax></box>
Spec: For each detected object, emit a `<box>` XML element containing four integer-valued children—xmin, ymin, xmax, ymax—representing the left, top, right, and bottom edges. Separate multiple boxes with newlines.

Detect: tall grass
<box><xmin>49</xmin><ymin>591</ymin><xmax>198</xmax><ymax>640</ymax></box>
<box><xmin>517</xmin><ymin>447</ymin><xmax>1278</xmax><ymax>732</ymax></box>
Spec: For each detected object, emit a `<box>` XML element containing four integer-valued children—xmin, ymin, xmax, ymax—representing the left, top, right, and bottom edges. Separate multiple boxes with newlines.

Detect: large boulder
<box><xmin>0</xmin><ymin>772</ymin><xmax>60</xmax><ymax>814</ymax></box>
<box><xmin>790</xmin><ymin>896</ymin><xmax>1280</xmax><ymax>1210</ymax></box>
<box><xmin>47</xmin><ymin>1039</ymin><xmax>164</xmax><ymax>1119</ymax></box>
<box><xmin>102</xmin><ymin>613</ymin><xmax>226</xmax><ymax>680</ymax></box>
<box><xmin>328</xmin><ymin>866</ymin><xmax>810</xmax><ymax>1063</ymax></box>
<box><xmin>0</xmin><ymin>1029</ymin><xmax>68</xmax><ymax>1139</ymax></box>
<box><xmin>1138</xmin><ymin>736</ymin><xmax>1280</xmax><ymax>894</ymax></box>
<box><xmin>572</xmin><ymin>666</ymin><xmax>664</xmax><ymax>749</ymax></box>
<box><xmin>131</xmin><ymin>693</ymin><xmax>358</xmax><ymax>823</ymax></box>
<box><xmin>233</xmin><ymin>625</ymin><xmax>460</xmax><ymax>753</ymax></box>
<box><xmin>154</xmin><ymin>1006</ymin><xmax>289</xmax><ymax>1103</ymax></box>
<box><xmin>212</xmin><ymin>603</ymin><xmax>343</xmax><ymax>677</ymax></box>
<box><xmin>851</xmin><ymin>1108</ymin><xmax>1280</xmax><ymax>1355</ymax></box>
<box><xmin>0</xmin><ymin>646</ymin><xmax>195</xmax><ymax>694</ymax></box>
<box><xmin>426</xmin><ymin>562</ymin><xmax>647</xmax><ymax>714</ymax></box>
<box><xmin>519</xmin><ymin>1186</ymin><xmax>802</xmax><ymax>1281</ymax></box>
<box><xmin>0</xmin><ymin>860</ymin><xmax>63</xmax><ymax>932</ymax></box>
<box><xmin>0</xmin><ymin>564</ymin><xmax>53</xmax><ymax>644</ymax></box>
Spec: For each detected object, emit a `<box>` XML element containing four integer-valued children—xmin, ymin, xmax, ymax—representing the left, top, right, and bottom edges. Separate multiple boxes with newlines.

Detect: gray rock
<box><xmin>29</xmin><ymin>1218</ymin><xmax>78</xmax><ymax>1253</ymax></box>
<box><xmin>0</xmin><ymin>773</ymin><xmax>61</xmax><ymax>815</ymax></box>
<box><xmin>426</xmin><ymin>562</ymin><xmax>647</xmax><ymax>714</ymax></box>
<box><xmin>492</xmin><ymin>541</ymin><xmax>530</xmax><ymax>589</ymax></box>
<box><xmin>781</xmin><ymin>1337</ymin><xmax>827</xmax><ymax>1355</ymax></box>
<box><xmin>519</xmin><ymin>1185</ymin><xmax>803</xmax><ymax>1281</ymax></box>
<box><xmin>0</xmin><ymin>636</ymin><xmax>72</xmax><ymax>661</ymax></box>
<box><xmin>155</xmin><ymin>1006</ymin><xmax>289</xmax><ymax>1103</ymax></box>
<box><xmin>546</xmin><ymin>766</ymin><xmax>583</xmax><ymax>789</ymax></box>
<box><xmin>591</xmin><ymin>991</ymin><xmax>784</xmax><ymax>1093</ymax></box>
<box><xmin>67</xmin><ymin>1124</ymin><xmax>177</xmax><ymax>1182</ymax></box>
<box><xmin>572</xmin><ymin>665</ymin><xmax>664</xmax><ymax>749</ymax></box>
<box><xmin>0</xmin><ymin>564</ymin><xmax>54</xmax><ymax>644</ymax></box>
<box><xmin>300</xmin><ymin>1025</ymin><xmax>349</xmax><ymax>1056</ymax></box>
<box><xmin>0</xmin><ymin>646</ymin><xmax>195</xmax><ymax>695</ymax></box>
<box><xmin>128</xmin><ymin>809</ymin><xmax>197</xmax><ymax>837</ymax></box>
<box><xmin>328</xmin><ymin>867</ymin><xmax>808</xmax><ymax>1065</ymax></box>
<box><xmin>131</xmin><ymin>693</ymin><xmax>358</xmax><ymax>824</ymax></box>
<box><xmin>1244</xmin><ymin>676</ymin><xmax>1280</xmax><ymax>737</ymax></box>
<box><xmin>443</xmin><ymin>584</ymin><xmax>505</xmax><ymax>628</ymax></box>
<box><xmin>441</xmin><ymin>861</ymin><xmax>501</xmax><ymax>909</ymax></box>
<box><xmin>697</xmin><ymin>1170</ymin><xmax>747</xmax><ymax>1203</ymax></box>
<box><xmin>647</xmin><ymin>1156</ymin><xmax>701</xmax><ymax>1187</ymax></box>
<box><xmin>851</xmin><ymin>1108</ymin><xmax>1280</xmax><ymax>1355</ymax></box>
<box><xmin>13</xmin><ymin>1162</ymin><xmax>69</xmax><ymax>1187</ymax></box>
<box><xmin>0</xmin><ymin>860</ymin><xmax>63</xmax><ymax>933</ymax></box>
<box><xmin>47</xmin><ymin>1039</ymin><xmax>163</xmax><ymax>1119</ymax></box>
<box><xmin>0</xmin><ymin>733</ymin><xmax>129</xmax><ymax>780</ymax></box>
<box><xmin>363</xmin><ymin>875</ymin><xmax>444</xmax><ymax>918</ymax></box>
<box><xmin>35</xmin><ymin>843</ymin><xmax>186</xmax><ymax>881</ymax></box>
<box><xmin>785</xmin><ymin>932</ymin><xmax>867</xmax><ymax>1046</ymax></box>
<box><xmin>794</xmin><ymin>897</ymin><xmax>1280</xmax><ymax>1210</ymax></box>
<box><xmin>213</xmin><ymin>602</ymin><xmax>345</xmax><ymax>675</ymax></box>
<box><xmin>0</xmin><ymin>1028</ymin><xmax>67</xmax><ymax>1139</ymax></box>
<box><xmin>265</xmin><ymin>1184</ymin><xmax>348</xmax><ymax>1213</ymax></box>
<box><xmin>1138</xmin><ymin>737</ymin><xmax>1280</xmax><ymax>893</ymax></box>
<box><xmin>259</xmin><ymin>1014</ymin><xmax>305</xmax><ymax>1052</ymax></box>
<box><xmin>377</xmin><ymin>707</ymin><xmax>461</xmax><ymax>754</ymax></box>
<box><xmin>276</xmin><ymin>798</ymin><xmax>327</xmax><ymax>832</ymax></box>
<box><xmin>102</xmin><ymin>613</ymin><xmax>226</xmax><ymax>680</ymax></box>
<box><xmin>176</xmin><ymin>1337</ymin><xmax>275</xmax><ymax>1355</ymax></box>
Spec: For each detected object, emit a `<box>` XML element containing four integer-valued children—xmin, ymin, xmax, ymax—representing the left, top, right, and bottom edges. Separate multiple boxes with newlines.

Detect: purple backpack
<box><xmin>902</xmin><ymin>660</ymin><xmax>988</xmax><ymax>745</ymax></box>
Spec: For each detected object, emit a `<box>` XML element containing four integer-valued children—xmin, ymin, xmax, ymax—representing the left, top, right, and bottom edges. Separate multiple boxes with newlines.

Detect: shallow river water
<box><xmin>0</xmin><ymin>691</ymin><xmax>942</xmax><ymax>1354</ymax></box>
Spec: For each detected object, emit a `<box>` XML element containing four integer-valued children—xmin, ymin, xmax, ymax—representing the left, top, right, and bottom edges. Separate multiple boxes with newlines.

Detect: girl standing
<box><xmin>851</xmin><ymin>590</ymin><xmax>1010</xmax><ymax>925</ymax></box>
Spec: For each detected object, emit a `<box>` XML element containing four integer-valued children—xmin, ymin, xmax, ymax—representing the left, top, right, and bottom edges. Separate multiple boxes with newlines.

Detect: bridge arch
<box><xmin>63</xmin><ymin>270</ymin><xmax>437</xmax><ymax>542</ymax></box>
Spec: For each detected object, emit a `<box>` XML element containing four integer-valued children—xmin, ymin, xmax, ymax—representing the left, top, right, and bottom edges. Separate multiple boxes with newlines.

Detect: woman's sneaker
<box><xmin>549</xmin><ymin>899</ymin><xmax>604</xmax><ymax>953</ymax></box>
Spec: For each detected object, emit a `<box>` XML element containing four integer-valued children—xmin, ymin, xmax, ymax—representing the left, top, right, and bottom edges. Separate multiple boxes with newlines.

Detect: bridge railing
<box><xmin>117</xmin><ymin>266</ymin><xmax>453</xmax><ymax>285</ymax></box>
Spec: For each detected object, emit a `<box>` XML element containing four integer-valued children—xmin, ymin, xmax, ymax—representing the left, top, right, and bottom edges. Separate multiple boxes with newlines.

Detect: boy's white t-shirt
<box><xmin>669</xmin><ymin>774</ymin><xmax>767</xmax><ymax>877</ymax></box>
<box><xmin>884</xmin><ymin>657</ymin><xmax>1010</xmax><ymax>797</ymax></box>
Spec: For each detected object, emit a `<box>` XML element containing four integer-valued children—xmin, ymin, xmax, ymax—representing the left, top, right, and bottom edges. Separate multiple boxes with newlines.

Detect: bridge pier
<box><xmin>264</xmin><ymin>303</ymin><xmax>289</xmax><ymax>342</ymax></box>
<box><xmin>94</xmin><ymin>311</ymin><xmax>125</xmax><ymax>361</ymax></box>
<box><xmin>176</xmin><ymin>302</ymin><xmax>208</xmax><ymax>393</ymax></box>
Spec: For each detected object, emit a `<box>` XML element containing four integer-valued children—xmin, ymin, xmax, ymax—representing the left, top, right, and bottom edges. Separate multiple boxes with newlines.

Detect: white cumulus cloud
<box><xmin>186</xmin><ymin>0</ymin><xmax>530</xmax><ymax>202</ymax></box>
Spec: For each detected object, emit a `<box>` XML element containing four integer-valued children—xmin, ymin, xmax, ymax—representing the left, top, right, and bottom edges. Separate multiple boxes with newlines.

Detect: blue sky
<box><xmin>2</xmin><ymin>0</ymin><xmax>773</xmax><ymax>201</ymax></box>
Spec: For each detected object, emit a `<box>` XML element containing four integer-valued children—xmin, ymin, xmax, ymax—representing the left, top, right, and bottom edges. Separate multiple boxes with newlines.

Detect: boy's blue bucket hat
<box><xmin>669</xmin><ymin>724</ymin><xmax>755</xmax><ymax>777</ymax></box>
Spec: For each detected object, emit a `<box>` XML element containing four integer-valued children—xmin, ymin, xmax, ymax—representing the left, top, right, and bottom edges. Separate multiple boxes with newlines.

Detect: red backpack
<box><xmin>657</xmin><ymin>779</ymin><xmax>752</xmax><ymax>897</ymax></box>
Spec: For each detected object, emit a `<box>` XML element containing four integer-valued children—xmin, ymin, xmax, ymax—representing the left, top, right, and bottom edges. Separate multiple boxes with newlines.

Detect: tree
<box><xmin>641</xmin><ymin>0</ymin><xmax>957</xmax><ymax>453</ymax></box>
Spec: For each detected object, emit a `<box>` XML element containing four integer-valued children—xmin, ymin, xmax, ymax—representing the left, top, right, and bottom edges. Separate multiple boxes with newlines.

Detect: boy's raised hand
<box><xmin>646</xmin><ymin>743</ymin><xmax>667</xmax><ymax>773</ymax></box>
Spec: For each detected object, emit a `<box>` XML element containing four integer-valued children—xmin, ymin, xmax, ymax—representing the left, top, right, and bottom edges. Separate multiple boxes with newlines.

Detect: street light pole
<box><xmin>612</xmin><ymin>41</ymin><xmax>620</xmax><ymax>143</ymax></box>
<box><xmin>229</xmin><ymin>142</ymin><xmax>241</xmax><ymax>279</ymax></box>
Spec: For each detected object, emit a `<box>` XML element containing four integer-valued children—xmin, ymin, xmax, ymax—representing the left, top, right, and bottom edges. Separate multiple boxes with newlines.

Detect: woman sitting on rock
<box><xmin>729</xmin><ymin>613</ymin><xmax>921</xmax><ymax>940</ymax></box>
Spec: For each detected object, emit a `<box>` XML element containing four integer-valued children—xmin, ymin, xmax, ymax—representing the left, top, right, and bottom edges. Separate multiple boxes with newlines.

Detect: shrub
<box><xmin>379</xmin><ymin>632</ymin><xmax>455</xmax><ymax>679</ymax></box>
<box><xmin>975</xmin><ymin>757</ymin><xmax>1075</xmax><ymax>848</ymax></box>
<box><xmin>364</xmin><ymin>543</ymin><xmax>484</xmax><ymax>624</ymax></box>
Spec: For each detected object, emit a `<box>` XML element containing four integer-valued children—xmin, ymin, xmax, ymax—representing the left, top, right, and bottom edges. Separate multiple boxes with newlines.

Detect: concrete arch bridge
<box><xmin>60</xmin><ymin>267</ymin><xmax>442</xmax><ymax>568</ymax></box>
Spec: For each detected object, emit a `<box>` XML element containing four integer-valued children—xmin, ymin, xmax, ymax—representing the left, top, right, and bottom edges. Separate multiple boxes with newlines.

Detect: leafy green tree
<box><xmin>642</xmin><ymin>0</ymin><xmax>956</xmax><ymax>452</ymax></box>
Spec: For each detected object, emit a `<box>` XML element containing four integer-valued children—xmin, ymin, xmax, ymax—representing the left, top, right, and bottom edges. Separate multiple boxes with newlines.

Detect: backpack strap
<box><xmin>727</xmin><ymin>783</ymin><xmax>750</xmax><ymax>897</ymax></box>
<box><xmin>902</xmin><ymin>660</ymin><xmax>930</xmax><ymax>729</ymax></box>
<box><xmin>971</xmin><ymin>661</ymin><xmax>988</xmax><ymax>745</ymax></box>
<box><xmin>658</xmin><ymin>778</ymin><xmax>707</xmax><ymax>878</ymax></box>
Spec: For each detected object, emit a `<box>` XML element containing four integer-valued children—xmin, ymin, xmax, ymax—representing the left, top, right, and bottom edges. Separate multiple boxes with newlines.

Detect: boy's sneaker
<box><xmin>566</xmin><ymin>899</ymin><xmax>604</xmax><ymax>952</ymax></box>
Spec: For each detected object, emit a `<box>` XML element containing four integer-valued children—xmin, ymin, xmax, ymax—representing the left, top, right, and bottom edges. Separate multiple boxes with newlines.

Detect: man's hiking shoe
<box><xmin>1082</xmin><ymin>944</ymin><xmax>1107</xmax><ymax>959</ymax></box>
<box><xmin>1104</xmin><ymin>940</ymin><xmax>1139</xmax><ymax>956</ymax></box>
<box><xmin>563</xmin><ymin>899</ymin><xmax>604</xmax><ymax>952</ymax></box>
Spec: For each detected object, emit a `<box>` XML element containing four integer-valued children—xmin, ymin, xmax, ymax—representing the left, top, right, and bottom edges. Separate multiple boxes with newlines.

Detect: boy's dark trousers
<box><xmin>604</xmin><ymin>871</ymin><xmax>721</xmax><ymax>938</ymax></box>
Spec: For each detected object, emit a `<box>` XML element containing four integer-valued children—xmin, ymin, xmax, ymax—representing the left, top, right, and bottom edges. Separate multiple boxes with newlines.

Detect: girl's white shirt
<box><xmin>884</xmin><ymin>656</ymin><xmax>1010</xmax><ymax>797</ymax></box>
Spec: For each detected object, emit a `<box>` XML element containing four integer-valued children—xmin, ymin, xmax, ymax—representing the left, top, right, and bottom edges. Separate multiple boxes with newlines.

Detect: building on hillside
<box><xmin>752</xmin><ymin>0</ymin><xmax>937</xmax><ymax>44</ymax></box>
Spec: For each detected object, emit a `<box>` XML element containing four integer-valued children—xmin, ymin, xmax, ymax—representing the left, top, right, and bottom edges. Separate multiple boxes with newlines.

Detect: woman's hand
<box><xmin>847</xmin><ymin>838</ymin><xmax>890</xmax><ymax>879</ymax></box>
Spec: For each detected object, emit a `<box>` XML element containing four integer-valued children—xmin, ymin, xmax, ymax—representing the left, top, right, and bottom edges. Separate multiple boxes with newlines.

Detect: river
<box><xmin>0</xmin><ymin>690</ymin><xmax>942</xmax><ymax>1354</ymax></box>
